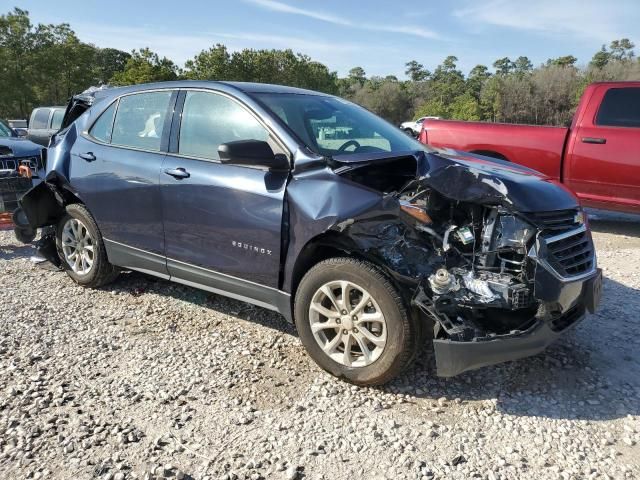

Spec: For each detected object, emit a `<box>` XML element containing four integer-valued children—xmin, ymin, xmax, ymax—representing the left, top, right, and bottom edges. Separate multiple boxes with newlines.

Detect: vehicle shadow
<box><xmin>105</xmin><ymin>269</ymin><xmax>640</xmax><ymax>422</ymax></box>
<box><xmin>587</xmin><ymin>209</ymin><xmax>640</xmax><ymax>237</ymax></box>
<box><xmin>383</xmin><ymin>274</ymin><xmax>640</xmax><ymax>422</ymax></box>
<box><xmin>0</xmin><ymin>241</ymin><xmax>34</xmax><ymax>261</ymax></box>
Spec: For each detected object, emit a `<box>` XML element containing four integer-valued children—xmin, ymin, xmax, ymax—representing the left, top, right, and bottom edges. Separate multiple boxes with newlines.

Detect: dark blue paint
<box><xmin>68</xmin><ymin>135</ymin><xmax>167</xmax><ymax>264</ymax></box>
<box><xmin>160</xmin><ymin>154</ymin><xmax>287</xmax><ymax>286</ymax></box>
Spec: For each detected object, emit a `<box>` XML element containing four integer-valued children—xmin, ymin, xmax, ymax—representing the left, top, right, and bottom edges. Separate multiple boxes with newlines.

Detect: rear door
<box><xmin>161</xmin><ymin>89</ymin><xmax>288</xmax><ymax>300</ymax></box>
<box><xmin>69</xmin><ymin>89</ymin><xmax>177</xmax><ymax>276</ymax></box>
<box><xmin>566</xmin><ymin>85</ymin><xmax>640</xmax><ymax>212</ymax></box>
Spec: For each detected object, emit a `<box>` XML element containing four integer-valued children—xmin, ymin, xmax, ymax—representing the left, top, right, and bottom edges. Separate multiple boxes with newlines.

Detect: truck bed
<box><xmin>420</xmin><ymin>119</ymin><xmax>569</xmax><ymax>180</ymax></box>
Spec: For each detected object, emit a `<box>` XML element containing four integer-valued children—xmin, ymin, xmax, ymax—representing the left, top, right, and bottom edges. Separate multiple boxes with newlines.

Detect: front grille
<box><xmin>544</xmin><ymin>226</ymin><xmax>595</xmax><ymax>277</ymax></box>
<box><xmin>528</xmin><ymin>208</ymin><xmax>581</xmax><ymax>234</ymax></box>
<box><xmin>0</xmin><ymin>157</ymin><xmax>18</xmax><ymax>171</ymax></box>
<box><xmin>0</xmin><ymin>156</ymin><xmax>40</xmax><ymax>173</ymax></box>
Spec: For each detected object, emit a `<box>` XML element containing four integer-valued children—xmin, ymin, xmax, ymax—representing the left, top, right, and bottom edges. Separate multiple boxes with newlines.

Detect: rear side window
<box><xmin>595</xmin><ymin>88</ymin><xmax>640</xmax><ymax>128</ymax></box>
<box><xmin>30</xmin><ymin>109</ymin><xmax>50</xmax><ymax>130</ymax></box>
<box><xmin>111</xmin><ymin>91</ymin><xmax>173</xmax><ymax>151</ymax></box>
<box><xmin>178</xmin><ymin>91</ymin><xmax>269</xmax><ymax>160</ymax></box>
<box><xmin>50</xmin><ymin>109</ymin><xmax>64</xmax><ymax>130</ymax></box>
<box><xmin>89</xmin><ymin>102</ymin><xmax>117</xmax><ymax>143</ymax></box>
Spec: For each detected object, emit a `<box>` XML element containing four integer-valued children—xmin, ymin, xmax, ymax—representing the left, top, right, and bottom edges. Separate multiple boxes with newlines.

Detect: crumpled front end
<box><xmin>300</xmin><ymin>150</ymin><xmax>602</xmax><ymax>377</ymax></box>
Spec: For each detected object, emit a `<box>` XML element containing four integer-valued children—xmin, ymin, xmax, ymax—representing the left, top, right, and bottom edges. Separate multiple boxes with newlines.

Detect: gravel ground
<box><xmin>1</xmin><ymin>213</ymin><xmax>639</xmax><ymax>480</ymax></box>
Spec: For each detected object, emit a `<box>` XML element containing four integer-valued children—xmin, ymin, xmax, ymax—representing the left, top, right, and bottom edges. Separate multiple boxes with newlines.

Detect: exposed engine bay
<box><xmin>314</xmin><ymin>151</ymin><xmax>600</xmax><ymax>375</ymax></box>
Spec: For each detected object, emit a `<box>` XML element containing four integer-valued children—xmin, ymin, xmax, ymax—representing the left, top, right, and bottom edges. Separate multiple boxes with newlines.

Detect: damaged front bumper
<box><xmin>432</xmin><ymin>266</ymin><xmax>602</xmax><ymax>377</ymax></box>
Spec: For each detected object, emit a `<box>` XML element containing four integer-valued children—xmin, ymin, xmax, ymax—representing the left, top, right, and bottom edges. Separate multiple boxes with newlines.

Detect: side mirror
<box><xmin>14</xmin><ymin>128</ymin><xmax>27</xmax><ymax>137</ymax></box>
<box><xmin>218</xmin><ymin>140</ymin><xmax>289</xmax><ymax>171</ymax></box>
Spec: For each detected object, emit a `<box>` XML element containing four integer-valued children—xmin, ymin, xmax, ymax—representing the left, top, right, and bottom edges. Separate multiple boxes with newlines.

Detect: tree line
<box><xmin>2</xmin><ymin>7</ymin><xmax>639</xmax><ymax>126</ymax></box>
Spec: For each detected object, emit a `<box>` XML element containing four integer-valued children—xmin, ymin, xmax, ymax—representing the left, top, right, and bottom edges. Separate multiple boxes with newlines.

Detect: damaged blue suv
<box><xmin>16</xmin><ymin>81</ymin><xmax>602</xmax><ymax>385</ymax></box>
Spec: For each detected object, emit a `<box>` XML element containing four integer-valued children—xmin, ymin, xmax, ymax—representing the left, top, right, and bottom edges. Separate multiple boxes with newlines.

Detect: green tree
<box><xmin>546</xmin><ymin>55</ymin><xmax>578</xmax><ymax>68</ymax></box>
<box><xmin>183</xmin><ymin>44</ymin><xmax>231</xmax><ymax>80</ymax></box>
<box><xmin>0</xmin><ymin>8</ymin><xmax>36</xmax><ymax>117</ymax></box>
<box><xmin>449</xmin><ymin>92</ymin><xmax>481</xmax><ymax>120</ymax></box>
<box><xmin>466</xmin><ymin>64</ymin><xmax>491</xmax><ymax>100</ymax></box>
<box><xmin>95</xmin><ymin>48</ymin><xmax>131</xmax><ymax>85</ymax></box>
<box><xmin>610</xmin><ymin>38</ymin><xmax>635</xmax><ymax>60</ymax></box>
<box><xmin>110</xmin><ymin>48</ymin><xmax>178</xmax><ymax>85</ymax></box>
<box><xmin>405</xmin><ymin>60</ymin><xmax>429</xmax><ymax>81</ymax></box>
<box><xmin>348</xmin><ymin>66</ymin><xmax>367</xmax><ymax>84</ymax></box>
<box><xmin>493</xmin><ymin>57</ymin><xmax>514</xmax><ymax>75</ymax></box>
<box><xmin>414</xmin><ymin>98</ymin><xmax>449</xmax><ymax>119</ymax></box>
<box><xmin>590</xmin><ymin>45</ymin><xmax>611</xmax><ymax>69</ymax></box>
<box><xmin>513</xmin><ymin>56</ymin><xmax>533</xmax><ymax>75</ymax></box>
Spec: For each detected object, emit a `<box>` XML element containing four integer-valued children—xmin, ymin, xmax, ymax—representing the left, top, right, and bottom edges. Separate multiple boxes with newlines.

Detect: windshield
<box><xmin>0</xmin><ymin>120</ymin><xmax>14</xmax><ymax>137</ymax></box>
<box><xmin>254</xmin><ymin>93</ymin><xmax>425</xmax><ymax>157</ymax></box>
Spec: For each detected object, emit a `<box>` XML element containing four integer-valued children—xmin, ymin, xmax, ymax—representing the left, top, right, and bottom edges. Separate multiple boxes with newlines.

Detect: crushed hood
<box><xmin>332</xmin><ymin>149</ymin><xmax>579</xmax><ymax>213</ymax></box>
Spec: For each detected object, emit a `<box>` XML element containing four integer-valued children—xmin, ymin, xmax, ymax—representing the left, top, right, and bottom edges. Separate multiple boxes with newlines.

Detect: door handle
<box><xmin>581</xmin><ymin>137</ymin><xmax>607</xmax><ymax>144</ymax></box>
<box><xmin>164</xmin><ymin>167</ymin><xmax>190</xmax><ymax>179</ymax></box>
<box><xmin>79</xmin><ymin>152</ymin><xmax>96</xmax><ymax>162</ymax></box>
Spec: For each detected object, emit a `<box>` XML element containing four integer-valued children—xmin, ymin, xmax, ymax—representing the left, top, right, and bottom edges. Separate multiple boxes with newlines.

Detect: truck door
<box><xmin>160</xmin><ymin>89</ymin><xmax>288</xmax><ymax>295</ymax></box>
<box><xmin>566</xmin><ymin>85</ymin><xmax>640</xmax><ymax>213</ymax></box>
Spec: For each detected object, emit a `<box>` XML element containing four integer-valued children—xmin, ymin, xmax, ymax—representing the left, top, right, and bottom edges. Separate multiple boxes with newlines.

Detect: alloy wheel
<box><xmin>309</xmin><ymin>280</ymin><xmax>387</xmax><ymax>367</ymax></box>
<box><xmin>61</xmin><ymin>218</ymin><xmax>95</xmax><ymax>275</ymax></box>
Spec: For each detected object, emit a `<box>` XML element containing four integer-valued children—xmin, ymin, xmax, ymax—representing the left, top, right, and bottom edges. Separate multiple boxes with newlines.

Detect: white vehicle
<box><xmin>400</xmin><ymin>116</ymin><xmax>440</xmax><ymax>136</ymax></box>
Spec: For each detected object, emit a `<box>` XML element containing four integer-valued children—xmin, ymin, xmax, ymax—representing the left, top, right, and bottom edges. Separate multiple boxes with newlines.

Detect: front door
<box><xmin>69</xmin><ymin>90</ymin><xmax>177</xmax><ymax>276</ymax></box>
<box><xmin>161</xmin><ymin>90</ymin><xmax>288</xmax><ymax>298</ymax></box>
<box><xmin>566</xmin><ymin>86</ymin><xmax>640</xmax><ymax>213</ymax></box>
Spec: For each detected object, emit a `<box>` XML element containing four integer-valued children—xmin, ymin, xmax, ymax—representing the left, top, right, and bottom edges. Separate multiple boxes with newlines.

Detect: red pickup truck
<box><xmin>419</xmin><ymin>82</ymin><xmax>640</xmax><ymax>214</ymax></box>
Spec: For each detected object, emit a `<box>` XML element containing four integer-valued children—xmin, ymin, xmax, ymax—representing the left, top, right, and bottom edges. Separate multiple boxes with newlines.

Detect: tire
<box><xmin>56</xmin><ymin>203</ymin><xmax>119</xmax><ymax>287</ymax></box>
<box><xmin>294</xmin><ymin>257</ymin><xmax>417</xmax><ymax>385</ymax></box>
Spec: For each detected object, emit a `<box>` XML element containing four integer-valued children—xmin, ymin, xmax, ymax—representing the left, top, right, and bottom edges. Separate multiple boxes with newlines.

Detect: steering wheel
<box><xmin>337</xmin><ymin>140</ymin><xmax>361</xmax><ymax>153</ymax></box>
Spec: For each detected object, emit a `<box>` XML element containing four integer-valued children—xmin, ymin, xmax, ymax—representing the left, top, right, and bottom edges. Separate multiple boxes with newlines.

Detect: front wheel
<box><xmin>294</xmin><ymin>258</ymin><xmax>417</xmax><ymax>385</ymax></box>
<box><xmin>56</xmin><ymin>203</ymin><xmax>119</xmax><ymax>287</ymax></box>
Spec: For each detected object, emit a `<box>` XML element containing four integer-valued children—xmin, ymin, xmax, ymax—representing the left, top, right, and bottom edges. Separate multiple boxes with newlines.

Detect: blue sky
<box><xmin>18</xmin><ymin>0</ymin><xmax>640</xmax><ymax>78</ymax></box>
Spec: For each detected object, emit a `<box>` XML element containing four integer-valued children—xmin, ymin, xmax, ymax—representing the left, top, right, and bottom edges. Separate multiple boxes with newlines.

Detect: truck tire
<box><xmin>294</xmin><ymin>257</ymin><xmax>417</xmax><ymax>385</ymax></box>
<box><xmin>55</xmin><ymin>203</ymin><xmax>119</xmax><ymax>288</ymax></box>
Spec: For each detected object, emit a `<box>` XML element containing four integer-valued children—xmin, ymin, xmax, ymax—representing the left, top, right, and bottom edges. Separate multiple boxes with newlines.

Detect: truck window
<box><xmin>30</xmin><ymin>109</ymin><xmax>50</xmax><ymax>130</ymax></box>
<box><xmin>110</xmin><ymin>91</ymin><xmax>173</xmax><ymax>152</ymax></box>
<box><xmin>178</xmin><ymin>91</ymin><xmax>269</xmax><ymax>161</ymax></box>
<box><xmin>50</xmin><ymin>109</ymin><xmax>65</xmax><ymax>130</ymax></box>
<box><xmin>595</xmin><ymin>87</ymin><xmax>640</xmax><ymax>128</ymax></box>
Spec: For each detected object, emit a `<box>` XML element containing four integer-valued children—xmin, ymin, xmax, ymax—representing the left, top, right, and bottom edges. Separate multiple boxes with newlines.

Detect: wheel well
<box><xmin>470</xmin><ymin>150</ymin><xmax>509</xmax><ymax>161</ymax></box>
<box><xmin>289</xmin><ymin>232</ymin><xmax>406</xmax><ymax>304</ymax></box>
<box><xmin>290</xmin><ymin>237</ymin><xmax>350</xmax><ymax>298</ymax></box>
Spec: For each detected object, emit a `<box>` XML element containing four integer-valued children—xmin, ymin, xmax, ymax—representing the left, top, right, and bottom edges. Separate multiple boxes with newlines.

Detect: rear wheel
<box><xmin>56</xmin><ymin>203</ymin><xmax>119</xmax><ymax>287</ymax></box>
<box><xmin>294</xmin><ymin>257</ymin><xmax>417</xmax><ymax>385</ymax></box>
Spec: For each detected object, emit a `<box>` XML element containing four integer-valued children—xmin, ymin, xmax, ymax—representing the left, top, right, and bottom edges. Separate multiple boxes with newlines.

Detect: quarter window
<box><xmin>89</xmin><ymin>102</ymin><xmax>117</xmax><ymax>143</ymax></box>
<box><xmin>31</xmin><ymin>109</ymin><xmax>50</xmax><ymax>130</ymax></box>
<box><xmin>111</xmin><ymin>91</ymin><xmax>173</xmax><ymax>151</ymax></box>
<box><xmin>595</xmin><ymin>88</ymin><xmax>640</xmax><ymax>128</ymax></box>
<box><xmin>178</xmin><ymin>91</ymin><xmax>269</xmax><ymax>160</ymax></box>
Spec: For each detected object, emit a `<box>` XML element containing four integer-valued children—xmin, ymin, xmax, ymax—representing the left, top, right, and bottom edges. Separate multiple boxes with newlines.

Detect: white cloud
<box><xmin>454</xmin><ymin>0</ymin><xmax>637</xmax><ymax>44</ymax></box>
<box><xmin>246</xmin><ymin>0</ymin><xmax>440</xmax><ymax>39</ymax></box>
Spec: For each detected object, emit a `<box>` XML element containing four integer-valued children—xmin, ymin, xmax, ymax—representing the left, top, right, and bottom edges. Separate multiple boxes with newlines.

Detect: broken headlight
<box><xmin>494</xmin><ymin>214</ymin><xmax>535</xmax><ymax>250</ymax></box>
<box><xmin>399</xmin><ymin>200</ymin><xmax>432</xmax><ymax>224</ymax></box>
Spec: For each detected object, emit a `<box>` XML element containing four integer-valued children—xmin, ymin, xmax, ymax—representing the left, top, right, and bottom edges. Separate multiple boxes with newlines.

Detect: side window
<box><xmin>595</xmin><ymin>88</ymin><xmax>640</xmax><ymax>128</ymax></box>
<box><xmin>178</xmin><ymin>91</ymin><xmax>269</xmax><ymax>160</ymax></box>
<box><xmin>89</xmin><ymin>102</ymin><xmax>117</xmax><ymax>143</ymax></box>
<box><xmin>111</xmin><ymin>91</ymin><xmax>173</xmax><ymax>151</ymax></box>
<box><xmin>31</xmin><ymin>109</ymin><xmax>50</xmax><ymax>130</ymax></box>
<box><xmin>50</xmin><ymin>109</ymin><xmax>65</xmax><ymax>130</ymax></box>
